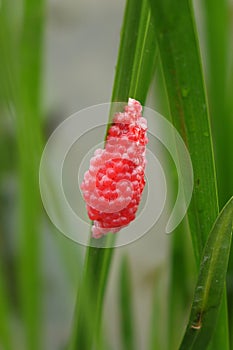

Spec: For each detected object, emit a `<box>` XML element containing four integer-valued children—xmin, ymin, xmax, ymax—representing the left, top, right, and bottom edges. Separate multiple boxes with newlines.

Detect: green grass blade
<box><xmin>112</xmin><ymin>0</ymin><xmax>157</xmax><ymax>105</ymax></box>
<box><xmin>69</xmin><ymin>0</ymin><xmax>143</xmax><ymax>346</ymax></box>
<box><xmin>202</xmin><ymin>2</ymin><xmax>233</xmax><ymax>347</ymax></box>
<box><xmin>149</xmin><ymin>1</ymin><xmax>229</xmax><ymax>348</ymax></box>
<box><xmin>0</xmin><ymin>7</ymin><xmax>16</xmax><ymax>349</ymax></box>
<box><xmin>179</xmin><ymin>197</ymin><xmax>233</xmax><ymax>350</ymax></box>
<box><xmin>154</xmin><ymin>60</ymin><xmax>197</xmax><ymax>349</ymax></box>
<box><xmin>168</xmin><ymin>222</ymin><xmax>196</xmax><ymax>349</ymax></box>
<box><xmin>0</xmin><ymin>3</ymin><xmax>17</xmax><ymax>105</ymax></box>
<box><xmin>202</xmin><ymin>0</ymin><xmax>231</xmax><ymax>207</ymax></box>
<box><xmin>0</xmin><ymin>264</ymin><xmax>13</xmax><ymax>350</ymax></box>
<box><xmin>119</xmin><ymin>256</ymin><xmax>135</xmax><ymax>350</ymax></box>
<box><xmin>149</xmin><ymin>0</ymin><xmax>219</xmax><ymax>261</ymax></box>
<box><xmin>69</xmin><ymin>0</ymin><xmax>157</xmax><ymax>348</ymax></box>
<box><xmin>226</xmin><ymin>27</ymin><xmax>233</xmax><ymax>346</ymax></box>
<box><xmin>0</xmin><ymin>1</ymin><xmax>44</xmax><ymax>348</ymax></box>
<box><xmin>68</xmin><ymin>236</ymin><xmax>114</xmax><ymax>350</ymax></box>
<box><xmin>149</xmin><ymin>267</ymin><xmax>167</xmax><ymax>350</ymax></box>
<box><xmin>111</xmin><ymin>0</ymin><xmax>144</xmax><ymax>102</ymax></box>
<box><xmin>17</xmin><ymin>1</ymin><xmax>45</xmax><ymax>349</ymax></box>
<box><xmin>129</xmin><ymin>1</ymin><xmax>157</xmax><ymax>104</ymax></box>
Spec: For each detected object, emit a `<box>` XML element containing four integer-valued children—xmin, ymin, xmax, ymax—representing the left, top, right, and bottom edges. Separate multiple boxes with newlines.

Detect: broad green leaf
<box><xmin>179</xmin><ymin>197</ymin><xmax>233</xmax><ymax>350</ymax></box>
<box><xmin>119</xmin><ymin>257</ymin><xmax>135</xmax><ymax>350</ymax></box>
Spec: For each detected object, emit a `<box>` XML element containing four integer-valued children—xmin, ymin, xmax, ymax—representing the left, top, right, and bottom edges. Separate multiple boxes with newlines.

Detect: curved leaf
<box><xmin>179</xmin><ymin>197</ymin><xmax>233</xmax><ymax>349</ymax></box>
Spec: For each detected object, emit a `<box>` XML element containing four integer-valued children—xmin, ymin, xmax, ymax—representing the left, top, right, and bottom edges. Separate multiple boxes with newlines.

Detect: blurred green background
<box><xmin>0</xmin><ymin>1</ymin><xmax>167</xmax><ymax>349</ymax></box>
<box><xmin>0</xmin><ymin>0</ymin><xmax>233</xmax><ymax>349</ymax></box>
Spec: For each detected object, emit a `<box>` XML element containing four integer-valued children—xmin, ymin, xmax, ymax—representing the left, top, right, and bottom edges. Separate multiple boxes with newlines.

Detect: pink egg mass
<box><xmin>81</xmin><ymin>98</ymin><xmax>148</xmax><ymax>238</ymax></box>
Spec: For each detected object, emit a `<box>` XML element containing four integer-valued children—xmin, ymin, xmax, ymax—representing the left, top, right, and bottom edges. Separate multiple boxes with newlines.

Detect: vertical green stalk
<box><xmin>69</xmin><ymin>0</ymin><xmax>157</xmax><ymax>348</ymax></box>
<box><xmin>202</xmin><ymin>0</ymin><xmax>231</xmax><ymax>207</ymax></box>
<box><xmin>1</xmin><ymin>1</ymin><xmax>44</xmax><ymax>348</ymax></box>
<box><xmin>129</xmin><ymin>1</ymin><xmax>157</xmax><ymax>104</ymax></box>
<box><xmin>150</xmin><ymin>0</ymin><xmax>219</xmax><ymax>260</ymax></box>
<box><xmin>119</xmin><ymin>257</ymin><xmax>135</xmax><ymax>350</ymax></box>
<box><xmin>0</xmin><ymin>5</ymin><xmax>15</xmax><ymax>349</ymax></box>
<box><xmin>202</xmin><ymin>2</ymin><xmax>233</xmax><ymax>347</ymax></box>
<box><xmin>155</xmin><ymin>59</ymin><xmax>197</xmax><ymax>349</ymax></box>
<box><xmin>111</xmin><ymin>0</ymin><xmax>144</xmax><ymax>103</ymax></box>
<box><xmin>69</xmin><ymin>1</ymin><xmax>143</xmax><ymax>348</ymax></box>
<box><xmin>179</xmin><ymin>197</ymin><xmax>233</xmax><ymax>350</ymax></box>
<box><xmin>168</xmin><ymin>222</ymin><xmax>196</xmax><ymax>349</ymax></box>
<box><xmin>0</xmin><ymin>264</ymin><xmax>13</xmax><ymax>350</ymax></box>
<box><xmin>149</xmin><ymin>0</ymin><xmax>229</xmax><ymax>348</ymax></box>
<box><xmin>149</xmin><ymin>268</ymin><xmax>167</xmax><ymax>350</ymax></box>
<box><xmin>17</xmin><ymin>1</ymin><xmax>45</xmax><ymax>349</ymax></box>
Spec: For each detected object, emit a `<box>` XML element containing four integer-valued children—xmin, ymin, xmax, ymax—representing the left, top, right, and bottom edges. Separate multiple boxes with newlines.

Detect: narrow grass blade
<box><xmin>154</xmin><ymin>60</ymin><xmax>197</xmax><ymax>349</ymax></box>
<box><xmin>179</xmin><ymin>197</ymin><xmax>233</xmax><ymax>350</ymax></box>
<box><xmin>17</xmin><ymin>1</ymin><xmax>45</xmax><ymax>349</ymax></box>
<box><xmin>149</xmin><ymin>1</ymin><xmax>229</xmax><ymax>348</ymax></box>
<box><xmin>0</xmin><ymin>3</ymin><xmax>17</xmax><ymax>105</ymax></box>
<box><xmin>129</xmin><ymin>2</ymin><xmax>157</xmax><ymax>105</ymax></box>
<box><xmin>168</xmin><ymin>221</ymin><xmax>196</xmax><ymax>349</ymax></box>
<box><xmin>0</xmin><ymin>264</ymin><xmax>13</xmax><ymax>350</ymax></box>
<box><xmin>226</xmin><ymin>23</ymin><xmax>233</xmax><ymax>346</ymax></box>
<box><xmin>69</xmin><ymin>1</ymin><xmax>143</xmax><ymax>347</ymax></box>
<box><xmin>69</xmin><ymin>0</ymin><xmax>157</xmax><ymax>348</ymax></box>
<box><xmin>202</xmin><ymin>0</ymin><xmax>231</xmax><ymax>207</ymax></box>
<box><xmin>111</xmin><ymin>0</ymin><xmax>144</xmax><ymax>102</ymax></box>
<box><xmin>0</xmin><ymin>1</ymin><xmax>44</xmax><ymax>349</ymax></box>
<box><xmin>149</xmin><ymin>267</ymin><xmax>167</xmax><ymax>350</ymax></box>
<box><xmin>149</xmin><ymin>0</ymin><xmax>219</xmax><ymax>261</ymax></box>
<box><xmin>0</xmin><ymin>6</ymin><xmax>16</xmax><ymax>349</ymax></box>
<box><xmin>119</xmin><ymin>256</ymin><xmax>135</xmax><ymax>350</ymax></box>
<box><xmin>202</xmin><ymin>2</ymin><xmax>233</xmax><ymax>347</ymax></box>
<box><xmin>68</xmin><ymin>236</ymin><xmax>114</xmax><ymax>350</ymax></box>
